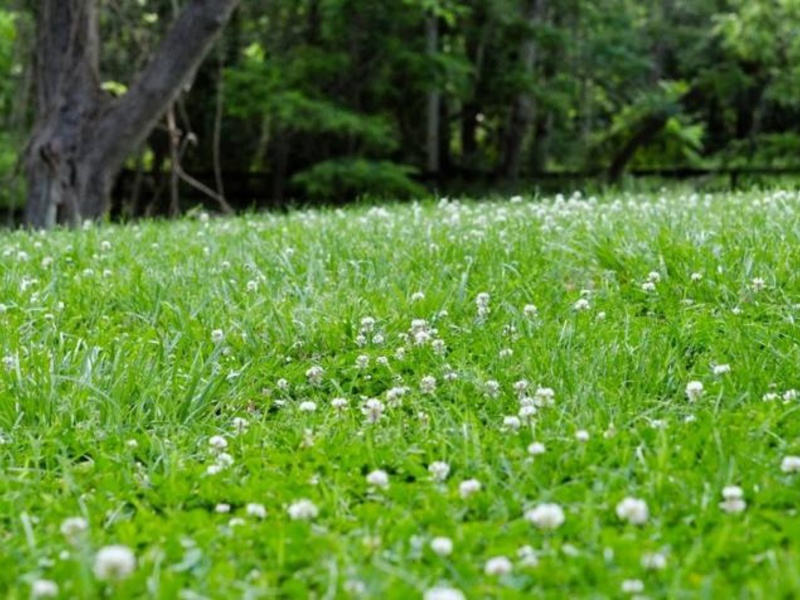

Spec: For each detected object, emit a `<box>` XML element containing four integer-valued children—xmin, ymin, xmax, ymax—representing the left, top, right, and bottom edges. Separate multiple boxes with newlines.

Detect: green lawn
<box><xmin>2</xmin><ymin>191</ymin><xmax>800</xmax><ymax>599</ymax></box>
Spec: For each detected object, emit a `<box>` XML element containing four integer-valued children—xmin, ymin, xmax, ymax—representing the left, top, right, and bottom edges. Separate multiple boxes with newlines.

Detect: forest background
<box><xmin>2</xmin><ymin>1</ymin><xmax>799</xmax><ymax>220</ymax></box>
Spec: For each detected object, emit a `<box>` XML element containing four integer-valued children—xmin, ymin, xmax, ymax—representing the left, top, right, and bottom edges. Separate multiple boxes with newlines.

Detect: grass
<box><xmin>2</xmin><ymin>190</ymin><xmax>800</xmax><ymax>598</ymax></box>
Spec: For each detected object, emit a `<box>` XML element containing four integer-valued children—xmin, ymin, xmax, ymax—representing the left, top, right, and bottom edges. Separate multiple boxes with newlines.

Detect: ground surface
<box><xmin>2</xmin><ymin>191</ymin><xmax>800</xmax><ymax>599</ymax></box>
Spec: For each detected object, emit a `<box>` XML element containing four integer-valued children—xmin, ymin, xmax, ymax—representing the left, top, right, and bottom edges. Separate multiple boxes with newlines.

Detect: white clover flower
<box><xmin>476</xmin><ymin>292</ymin><xmax>491</xmax><ymax>309</ymax></box>
<box><xmin>211</xmin><ymin>329</ymin><xmax>225</xmax><ymax>344</ymax></box>
<box><xmin>414</xmin><ymin>329</ymin><xmax>432</xmax><ymax>345</ymax></box>
<box><xmin>524</xmin><ymin>503</ymin><xmax>565</xmax><ymax>530</ymax></box>
<box><xmin>60</xmin><ymin>516</ymin><xmax>89</xmax><ymax>541</ymax></box>
<box><xmin>621</xmin><ymin>579</ymin><xmax>644</xmax><ymax>594</ymax></box>
<box><xmin>431</xmin><ymin>339</ymin><xmax>447</xmax><ymax>355</ymax></box>
<box><xmin>430</xmin><ymin>536</ymin><xmax>453</xmax><ymax>556</ymax></box>
<box><xmin>331</xmin><ymin>397</ymin><xmax>349</xmax><ymax>410</ymax></box>
<box><xmin>527</xmin><ymin>442</ymin><xmax>546</xmax><ymax>456</ymax></box>
<box><xmin>514</xmin><ymin>379</ymin><xmax>529</xmax><ymax>396</ymax></box>
<box><xmin>410</xmin><ymin>319</ymin><xmax>428</xmax><ymax>333</ymax></box>
<box><xmin>641</xmin><ymin>281</ymin><xmax>656</xmax><ymax>292</ymax></box>
<box><xmin>722</xmin><ymin>485</ymin><xmax>744</xmax><ymax>499</ymax></box>
<box><xmin>573</xmin><ymin>298</ymin><xmax>591</xmax><ymax>311</ymax></box>
<box><xmin>362</xmin><ymin>398</ymin><xmax>384</xmax><ymax>423</ymax></box>
<box><xmin>533</xmin><ymin>387</ymin><xmax>555</xmax><ymax>407</ymax></box>
<box><xmin>640</xmin><ymin>551</ymin><xmax>667</xmax><ymax>570</ymax></box>
<box><xmin>485</xmin><ymin>380</ymin><xmax>501</xmax><ymax>398</ymax></box>
<box><xmin>232</xmin><ymin>417</ymin><xmax>249</xmax><ymax>434</ymax></box>
<box><xmin>420</xmin><ymin>375</ymin><xmax>437</xmax><ymax>394</ymax></box>
<box><xmin>523</xmin><ymin>304</ymin><xmax>538</xmax><ymax>317</ymax></box>
<box><xmin>355</xmin><ymin>355</ymin><xmax>369</xmax><ymax>369</ymax></box>
<box><xmin>125</xmin><ymin>439</ymin><xmax>138</xmax><ymax>449</ymax></box>
<box><xmin>685</xmin><ymin>380</ymin><xmax>704</xmax><ymax>401</ymax></box>
<box><xmin>411</xmin><ymin>291</ymin><xmax>425</xmax><ymax>302</ymax></box>
<box><xmin>299</xmin><ymin>401</ymin><xmax>317</xmax><ymax>412</ymax></box>
<box><xmin>276</xmin><ymin>378</ymin><xmax>290</xmax><ymax>391</ymax></box>
<box><xmin>615</xmin><ymin>497</ymin><xmax>649</xmax><ymax>525</ymax></box>
<box><xmin>783</xmin><ymin>389</ymin><xmax>798</xmax><ymax>402</ymax></box>
<box><xmin>360</xmin><ymin>316</ymin><xmax>376</xmax><ymax>333</ymax></box>
<box><xmin>484</xmin><ymin>556</ymin><xmax>513</xmax><ymax>576</ymax></box>
<box><xmin>93</xmin><ymin>545</ymin><xmax>136</xmax><ymax>581</ymax></box>
<box><xmin>208</xmin><ymin>435</ymin><xmax>228</xmax><ymax>452</ymax></box>
<box><xmin>306</xmin><ymin>365</ymin><xmax>324</xmax><ymax>385</ymax></box>
<box><xmin>561</xmin><ymin>543</ymin><xmax>579</xmax><ymax>557</ymax></box>
<box><xmin>720</xmin><ymin>486</ymin><xmax>747</xmax><ymax>513</ymax></box>
<box><xmin>712</xmin><ymin>364</ymin><xmax>731</xmax><ymax>375</ymax></box>
<box><xmin>385</xmin><ymin>386</ymin><xmax>408</xmax><ymax>405</ymax></box>
<box><xmin>502</xmin><ymin>416</ymin><xmax>521</xmax><ymax>432</ymax></box>
<box><xmin>517</xmin><ymin>545</ymin><xmax>539</xmax><ymax>567</ymax></box>
<box><xmin>246</xmin><ymin>503</ymin><xmax>267</xmax><ymax>519</ymax></box>
<box><xmin>458</xmin><ymin>479</ymin><xmax>481</xmax><ymax>498</ymax></box>
<box><xmin>428</xmin><ymin>461</ymin><xmax>450</xmax><ymax>482</ymax></box>
<box><xmin>215</xmin><ymin>503</ymin><xmax>231</xmax><ymax>513</ymax></box>
<box><xmin>763</xmin><ymin>392</ymin><xmax>779</xmax><ymax>402</ymax></box>
<box><xmin>2</xmin><ymin>354</ymin><xmax>17</xmax><ymax>371</ymax></box>
<box><xmin>751</xmin><ymin>277</ymin><xmax>766</xmax><ymax>291</ymax></box>
<box><xmin>781</xmin><ymin>456</ymin><xmax>800</xmax><ymax>473</ymax></box>
<box><xmin>343</xmin><ymin>579</ymin><xmax>366</xmax><ymax>596</ymax></box>
<box><xmin>690</xmin><ymin>272</ymin><xmax>703</xmax><ymax>282</ymax></box>
<box><xmin>647</xmin><ymin>271</ymin><xmax>661</xmax><ymax>283</ymax></box>
<box><xmin>575</xmin><ymin>429</ymin><xmax>590</xmax><ymax>442</ymax></box>
<box><xmin>518</xmin><ymin>405</ymin><xmax>537</xmax><ymax>421</ymax></box>
<box><xmin>288</xmin><ymin>499</ymin><xmax>319</xmax><ymax>520</ymax></box>
<box><xmin>31</xmin><ymin>580</ymin><xmax>59</xmax><ymax>598</ymax></box>
<box><xmin>366</xmin><ymin>469</ymin><xmax>390</xmax><ymax>489</ymax></box>
<box><xmin>215</xmin><ymin>452</ymin><xmax>234</xmax><ymax>468</ymax></box>
<box><xmin>423</xmin><ymin>586</ymin><xmax>465</xmax><ymax>600</ymax></box>
<box><xmin>228</xmin><ymin>517</ymin><xmax>246</xmax><ymax>527</ymax></box>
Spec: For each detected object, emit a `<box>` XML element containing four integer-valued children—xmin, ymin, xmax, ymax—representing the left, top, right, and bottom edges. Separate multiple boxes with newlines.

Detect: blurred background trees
<box><xmin>3</xmin><ymin>0</ymin><xmax>800</xmax><ymax>221</ymax></box>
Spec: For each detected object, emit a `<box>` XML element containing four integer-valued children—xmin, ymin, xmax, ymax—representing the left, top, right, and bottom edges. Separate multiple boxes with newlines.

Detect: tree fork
<box><xmin>24</xmin><ymin>0</ymin><xmax>240</xmax><ymax>228</ymax></box>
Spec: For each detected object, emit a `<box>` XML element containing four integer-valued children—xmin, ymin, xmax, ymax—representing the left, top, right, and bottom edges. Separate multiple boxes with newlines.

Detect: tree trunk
<box><xmin>499</xmin><ymin>0</ymin><xmax>547</xmax><ymax>181</ymax></box>
<box><xmin>425</xmin><ymin>13</ymin><xmax>440</xmax><ymax>175</ymax></box>
<box><xmin>25</xmin><ymin>0</ymin><xmax>240</xmax><ymax>228</ymax></box>
<box><xmin>530</xmin><ymin>111</ymin><xmax>552</xmax><ymax>172</ymax></box>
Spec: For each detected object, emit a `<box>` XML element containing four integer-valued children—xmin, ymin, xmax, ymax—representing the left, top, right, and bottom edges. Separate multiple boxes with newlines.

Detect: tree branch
<box><xmin>89</xmin><ymin>0</ymin><xmax>241</xmax><ymax>174</ymax></box>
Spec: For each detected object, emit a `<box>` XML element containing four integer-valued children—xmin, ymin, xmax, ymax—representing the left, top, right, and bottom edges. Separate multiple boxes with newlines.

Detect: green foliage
<box><xmin>11</xmin><ymin>0</ymin><xmax>800</xmax><ymax>215</ymax></box>
<box><xmin>0</xmin><ymin>8</ymin><xmax>27</xmax><ymax>211</ymax></box>
<box><xmin>0</xmin><ymin>10</ymin><xmax>18</xmax><ymax>115</ymax></box>
<box><xmin>720</xmin><ymin>133</ymin><xmax>800</xmax><ymax>167</ymax></box>
<box><xmin>633</xmin><ymin>117</ymin><xmax>706</xmax><ymax>168</ymax></box>
<box><xmin>714</xmin><ymin>1</ymin><xmax>800</xmax><ymax>106</ymax></box>
<box><xmin>291</xmin><ymin>158</ymin><xmax>425</xmax><ymax>199</ymax></box>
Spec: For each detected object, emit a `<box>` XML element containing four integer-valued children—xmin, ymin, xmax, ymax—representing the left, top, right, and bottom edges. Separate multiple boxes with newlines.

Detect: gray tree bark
<box><xmin>24</xmin><ymin>0</ymin><xmax>240</xmax><ymax>228</ymax></box>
